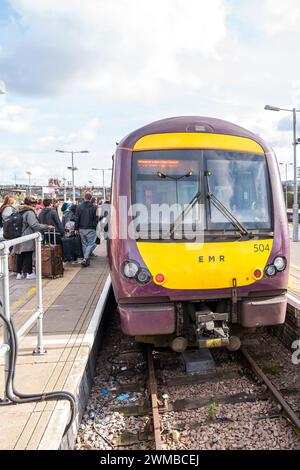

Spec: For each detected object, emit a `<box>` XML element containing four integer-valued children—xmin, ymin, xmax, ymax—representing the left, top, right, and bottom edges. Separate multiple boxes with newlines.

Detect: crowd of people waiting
<box><xmin>0</xmin><ymin>192</ymin><xmax>108</xmax><ymax>279</ymax></box>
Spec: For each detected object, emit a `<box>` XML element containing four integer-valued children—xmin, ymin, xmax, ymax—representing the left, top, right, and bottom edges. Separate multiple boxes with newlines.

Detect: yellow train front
<box><xmin>107</xmin><ymin>116</ymin><xmax>290</xmax><ymax>351</ymax></box>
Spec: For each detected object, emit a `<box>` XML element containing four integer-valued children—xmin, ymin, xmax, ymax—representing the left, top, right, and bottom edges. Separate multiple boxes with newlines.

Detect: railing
<box><xmin>0</xmin><ymin>233</ymin><xmax>44</xmax><ymax>398</ymax></box>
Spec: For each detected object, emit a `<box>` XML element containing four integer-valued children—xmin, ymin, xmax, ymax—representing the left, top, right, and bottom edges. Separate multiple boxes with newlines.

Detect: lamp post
<box><xmin>279</xmin><ymin>162</ymin><xmax>293</xmax><ymax>208</ymax></box>
<box><xmin>61</xmin><ymin>177</ymin><xmax>67</xmax><ymax>202</ymax></box>
<box><xmin>56</xmin><ymin>150</ymin><xmax>89</xmax><ymax>203</ymax></box>
<box><xmin>26</xmin><ymin>171</ymin><xmax>32</xmax><ymax>196</ymax></box>
<box><xmin>67</xmin><ymin>166</ymin><xmax>78</xmax><ymax>201</ymax></box>
<box><xmin>264</xmin><ymin>105</ymin><xmax>300</xmax><ymax>241</ymax></box>
<box><xmin>92</xmin><ymin>168</ymin><xmax>112</xmax><ymax>201</ymax></box>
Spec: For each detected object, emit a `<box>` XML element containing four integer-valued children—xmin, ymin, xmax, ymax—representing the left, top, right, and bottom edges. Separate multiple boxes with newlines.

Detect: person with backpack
<box><xmin>0</xmin><ymin>196</ymin><xmax>16</xmax><ymax>236</ymax></box>
<box><xmin>13</xmin><ymin>197</ymin><xmax>53</xmax><ymax>280</ymax></box>
<box><xmin>38</xmin><ymin>198</ymin><xmax>64</xmax><ymax>243</ymax></box>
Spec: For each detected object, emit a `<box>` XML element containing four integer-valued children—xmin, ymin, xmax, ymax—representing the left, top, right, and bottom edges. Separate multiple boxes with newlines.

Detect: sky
<box><xmin>1</xmin><ymin>0</ymin><xmax>300</xmax><ymax>187</ymax></box>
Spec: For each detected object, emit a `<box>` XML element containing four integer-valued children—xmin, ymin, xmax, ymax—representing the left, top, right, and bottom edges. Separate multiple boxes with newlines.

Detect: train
<box><xmin>107</xmin><ymin>116</ymin><xmax>290</xmax><ymax>352</ymax></box>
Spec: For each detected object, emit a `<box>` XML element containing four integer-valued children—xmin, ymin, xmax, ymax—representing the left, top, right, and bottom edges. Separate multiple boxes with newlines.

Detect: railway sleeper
<box><xmin>114</xmin><ymin>388</ymin><xmax>299</xmax><ymax>419</ymax></box>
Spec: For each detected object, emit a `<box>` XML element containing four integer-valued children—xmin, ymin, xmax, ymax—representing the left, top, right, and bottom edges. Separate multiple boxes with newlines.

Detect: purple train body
<box><xmin>107</xmin><ymin>116</ymin><xmax>290</xmax><ymax>351</ymax></box>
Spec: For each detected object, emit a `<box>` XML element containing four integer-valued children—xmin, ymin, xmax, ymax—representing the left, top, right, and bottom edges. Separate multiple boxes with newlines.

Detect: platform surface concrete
<box><xmin>289</xmin><ymin>240</ymin><xmax>300</xmax><ymax>298</ymax></box>
<box><xmin>0</xmin><ymin>243</ymin><xmax>109</xmax><ymax>450</ymax></box>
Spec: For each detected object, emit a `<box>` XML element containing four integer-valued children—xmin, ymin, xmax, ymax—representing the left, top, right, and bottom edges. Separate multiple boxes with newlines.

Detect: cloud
<box><xmin>1</xmin><ymin>0</ymin><xmax>300</xmax><ymax>186</ymax></box>
<box><xmin>0</xmin><ymin>0</ymin><xmax>229</xmax><ymax>98</ymax></box>
<box><xmin>263</xmin><ymin>0</ymin><xmax>300</xmax><ymax>34</ymax></box>
<box><xmin>35</xmin><ymin>118</ymin><xmax>101</xmax><ymax>150</ymax></box>
<box><xmin>0</xmin><ymin>104</ymin><xmax>36</xmax><ymax>132</ymax></box>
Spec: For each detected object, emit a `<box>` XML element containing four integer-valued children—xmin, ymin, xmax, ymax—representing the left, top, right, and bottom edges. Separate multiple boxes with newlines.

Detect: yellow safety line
<box><xmin>10</xmin><ymin>287</ymin><xmax>36</xmax><ymax>313</ymax></box>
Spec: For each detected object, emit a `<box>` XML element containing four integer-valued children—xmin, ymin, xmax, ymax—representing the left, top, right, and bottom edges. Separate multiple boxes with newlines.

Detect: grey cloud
<box><xmin>277</xmin><ymin>115</ymin><xmax>300</xmax><ymax>134</ymax></box>
<box><xmin>277</xmin><ymin>116</ymin><xmax>292</xmax><ymax>132</ymax></box>
<box><xmin>0</xmin><ymin>40</ymin><xmax>96</xmax><ymax>96</ymax></box>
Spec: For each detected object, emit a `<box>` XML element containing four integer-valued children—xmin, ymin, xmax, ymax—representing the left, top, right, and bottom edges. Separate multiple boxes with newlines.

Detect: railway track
<box><xmin>145</xmin><ymin>345</ymin><xmax>300</xmax><ymax>450</ymax></box>
<box><xmin>76</xmin><ymin>309</ymin><xmax>300</xmax><ymax>450</ymax></box>
<box><xmin>240</xmin><ymin>347</ymin><xmax>300</xmax><ymax>431</ymax></box>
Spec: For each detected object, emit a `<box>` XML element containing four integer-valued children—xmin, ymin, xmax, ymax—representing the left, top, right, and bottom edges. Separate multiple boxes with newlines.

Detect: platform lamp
<box><xmin>26</xmin><ymin>171</ymin><xmax>32</xmax><ymax>197</ymax></box>
<box><xmin>92</xmin><ymin>168</ymin><xmax>112</xmax><ymax>200</ymax></box>
<box><xmin>61</xmin><ymin>177</ymin><xmax>67</xmax><ymax>202</ymax></box>
<box><xmin>264</xmin><ymin>104</ymin><xmax>300</xmax><ymax>241</ymax></box>
<box><xmin>56</xmin><ymin>150</ymin><xmax>89</xmax><ymax>203</ymax></box>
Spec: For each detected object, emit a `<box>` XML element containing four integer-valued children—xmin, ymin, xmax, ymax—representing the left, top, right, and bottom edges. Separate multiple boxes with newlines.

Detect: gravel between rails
<box><xmin>75</xmin><ymin>311</ymin><xmax>300</xmax><ymax>450</ymax></box>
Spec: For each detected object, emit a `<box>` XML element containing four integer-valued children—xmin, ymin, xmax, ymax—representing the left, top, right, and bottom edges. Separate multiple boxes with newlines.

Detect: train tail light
<box><xmin>155</xmin><ymin>273</ymin><xmax>166</xmax><ymax>284</ymax></box>
<box><xmin>252</xmin><ymin>268</ymin><xmax>263</xmax><ymax>280</ymax></box>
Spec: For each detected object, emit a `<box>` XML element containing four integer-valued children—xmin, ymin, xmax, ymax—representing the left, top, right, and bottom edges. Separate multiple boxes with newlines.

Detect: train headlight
<box><xmin>273</xmin><ymin>256</ymin><xmax>287</xmax><ymax>272</ymax></box>
<box><xmin>123</xmin><ymin>260</ymin><xmax>139</xmax><ymax>278</ymax></box>
<box><xmin>265</xmin><ymin>264</ymin><xmax>276</xmax><ymax>277</ymax></box>
<box><xmin>136</xmin><ymin>268</ymin><xmax>151</xmax><ymax>284</ymax></box>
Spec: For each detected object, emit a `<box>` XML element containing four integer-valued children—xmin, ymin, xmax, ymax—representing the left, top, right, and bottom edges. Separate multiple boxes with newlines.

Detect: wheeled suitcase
<box><xmin>61</xmin><ymin>235</ymin><xmax>83</xmax><ymax>261</ymax></box>
<box><xmin>41</xmin><ymin>230</ymin><xmax>64</xmax><ymax>278</ymax></box>
<box><xmin>8</xmin><ymin>252</ymin><xmax>17</xmax><ymax>272</ymax></box>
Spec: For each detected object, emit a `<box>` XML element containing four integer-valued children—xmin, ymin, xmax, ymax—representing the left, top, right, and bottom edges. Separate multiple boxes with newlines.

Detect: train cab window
<box><xmin>204</xmin><ymin>151</ymin><xmax>272</xmax><ymax>231</ymax></box>
<box><xmin>132</xmin><ymin>150</ymin><xmax>202</xmax><ymax>239</ymax></box>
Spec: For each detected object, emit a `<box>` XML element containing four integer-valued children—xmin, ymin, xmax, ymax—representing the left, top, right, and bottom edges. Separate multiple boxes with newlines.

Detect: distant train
<box><xmin>107</xmin><ymin>116</ymin><xmax>290</xmax><ymax>352</ymax></box>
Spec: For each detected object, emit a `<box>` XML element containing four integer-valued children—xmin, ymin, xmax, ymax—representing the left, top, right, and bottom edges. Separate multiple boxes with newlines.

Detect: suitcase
<box><xmin>73</xmin><ymin>235</ymin><xmax>83</xmax><ymax>259</ymax></box>
<box><xmin>41</xmin><ymin>230</ymin><xmax>64</xmax><ymax>278</ymax></box>
<box><xmin>8</xmin><ymin>252</ymin><xmax>17</xmax><ymax>272</ymax></box>
<box><xmin>61</xmin><ymin>235</ymin><xmax>83</xmax><ymax>261</ymax></box>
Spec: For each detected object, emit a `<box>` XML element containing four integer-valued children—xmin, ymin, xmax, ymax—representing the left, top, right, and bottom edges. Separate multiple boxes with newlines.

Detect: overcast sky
<box><xmin>1</xmin><ymin>0</ymin><xmax>300</xmax><ymax>187</ymax></box>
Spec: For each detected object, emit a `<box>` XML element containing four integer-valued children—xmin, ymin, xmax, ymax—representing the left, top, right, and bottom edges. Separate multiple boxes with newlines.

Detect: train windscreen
<box><xmin>132</xmin><ymin>149</ymin><xmax>272</xmax><ymax>239</ymax></box>
<box><xmin>204</xmin><ymin>150</ymin><xmax>272</xmax><ymax>231</ymax></box>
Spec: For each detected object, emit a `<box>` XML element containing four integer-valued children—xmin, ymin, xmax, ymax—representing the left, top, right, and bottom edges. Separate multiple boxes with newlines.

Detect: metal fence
<box><xmin>0</xmin><ymin>233</ymin><xmax>44</xmax><ymax>398</ymax></box>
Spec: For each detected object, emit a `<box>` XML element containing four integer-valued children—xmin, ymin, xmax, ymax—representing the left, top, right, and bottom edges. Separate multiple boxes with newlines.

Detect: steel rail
<box><xmin>241</xmin><ymin>347</ymin><xmax>300</xmax><ymax>430</ymax></box>
<box><xmin>147</xmin><ymin>347</ymin><xmax>163</xmax><ymax>450</ymax></box>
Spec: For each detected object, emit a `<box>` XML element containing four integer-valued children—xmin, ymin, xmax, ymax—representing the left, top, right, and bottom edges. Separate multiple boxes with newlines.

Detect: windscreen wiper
<box><xmin>205</xmin><ymin>171</ymin><xmax>252</xmax><ymax>239</ymax></box>
<box><xmin>166</xmin><ymin>190</ymin><xmax>202</xmax><ymax>239</ymax></box>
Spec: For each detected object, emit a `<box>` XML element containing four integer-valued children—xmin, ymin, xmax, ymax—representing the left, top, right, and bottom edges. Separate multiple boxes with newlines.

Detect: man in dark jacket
<box><xmin>38</xmin><ymin>198</ymin><xmax>64</xmax><ymax>242</ymax></box>
<box><xmin>75</xmin><ymin>192</ymin><xmax>98</xmax><ymax>267</ymax></box>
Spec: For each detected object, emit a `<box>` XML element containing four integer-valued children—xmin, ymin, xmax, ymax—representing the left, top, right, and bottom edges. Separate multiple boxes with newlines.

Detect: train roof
<box><xmin>118</xmin><ymin>116</ymin><xmax>268</xmax><ymax>151</ymax></box>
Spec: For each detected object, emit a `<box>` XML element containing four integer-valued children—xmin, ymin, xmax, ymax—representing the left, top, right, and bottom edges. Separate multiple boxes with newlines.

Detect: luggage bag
<box><xmin>61</xmin><ymin>235</ymin><xmax>83</xmax><ymax>262</ymax></box>
<box><xmin>41</xmin><ymin>230</ymin><xmax>64</xmax><ymax>278</ymax></box>
<box><xmin>8</xmin><ymin>252</ymin><xmax>17</xmax><ymax>272</ymax></box>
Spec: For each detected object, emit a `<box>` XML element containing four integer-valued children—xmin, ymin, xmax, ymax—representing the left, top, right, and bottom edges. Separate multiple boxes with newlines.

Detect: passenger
<box><xmin>75</xmin><ymin>192</ymin><xmax>98</xmax><ymax>267</ymax></box>
<box><xmin>14</xmin><ymin>197</ymin><xmax>52</xmax><ymax>280</ymax></box>
<box><xmin>35</xmin><ymin>199</ymin><xmax>44</xmax><ymax>216</ymax></box>
<box><xmin>62</xmin><ymin>204</ymin><xmax>77</xmax><ymax>237</ymax></box>
<box><xmin>0</xmin><ymin>195</ymin><xmax>16</xmax><ymax>229</ymax></box>
<box><xmin>61</xmin><ymin>202</ymin><xmax>70</xmax><ymax>215</ymax></box>
<box><xmin>38</xmin><ymin>198</ymin><xmax>64</xmax><ymax>243</ymax></box>
<box><xmin>52</xmin><ymin>198</ymin><xmax>63</xmax><ymax>220</ymax></box>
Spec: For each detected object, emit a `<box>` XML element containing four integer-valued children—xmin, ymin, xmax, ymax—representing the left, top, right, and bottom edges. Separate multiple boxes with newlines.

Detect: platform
<box><xmin>0</xmin><ymin>243</ymin><xmax>110</xmax><ymax>450</ymax></box>
<box><xmin>288</xmin><ymin>240</ymin><xmax>300</xmax><ymax>299</ymax></box>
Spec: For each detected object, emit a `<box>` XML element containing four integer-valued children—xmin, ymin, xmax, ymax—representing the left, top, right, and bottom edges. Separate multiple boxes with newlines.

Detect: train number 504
<box><xmin>254</xmin><ymin>244</ymin><xmax>270</xmax><ymax>253</ymax></box>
